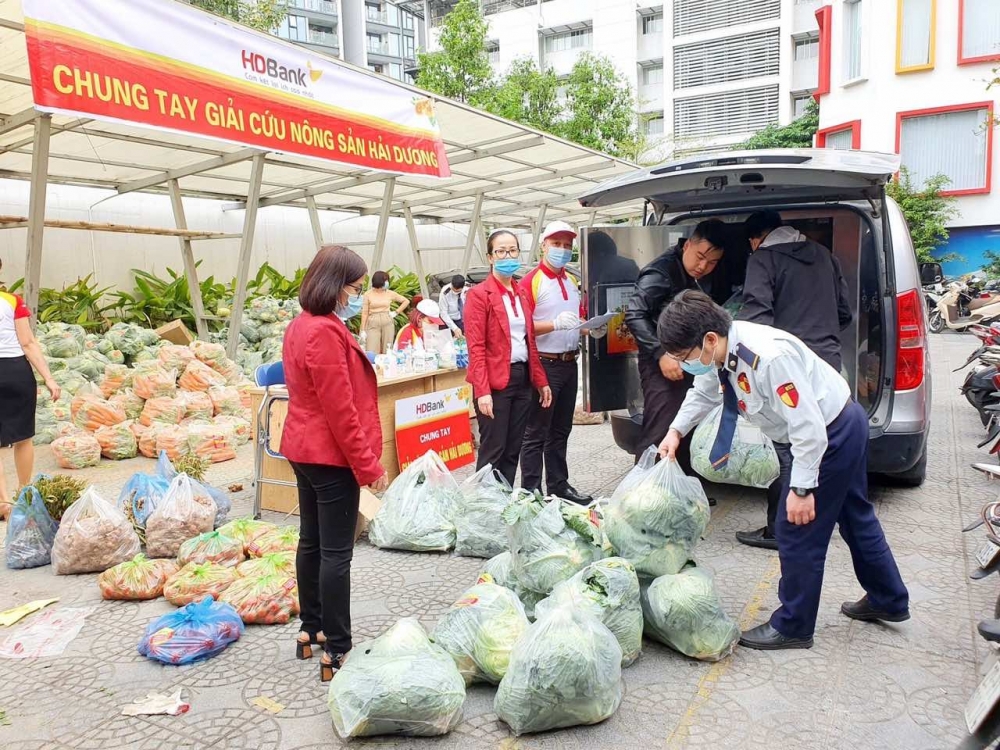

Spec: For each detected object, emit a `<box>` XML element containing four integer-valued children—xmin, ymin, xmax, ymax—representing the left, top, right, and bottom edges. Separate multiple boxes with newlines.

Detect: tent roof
<box><xmin>0</xmin><ymin>2</ymin><xmax>642</xmax><ymax>229</ymax></box>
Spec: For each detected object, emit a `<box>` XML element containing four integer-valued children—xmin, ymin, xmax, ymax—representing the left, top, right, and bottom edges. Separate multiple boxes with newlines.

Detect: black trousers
<box><xmin>520</xmin><ymin>358</ymin><xmax>577</xmax><ymax>494</ymax></box>
<box><xmin>288</xmin><ymin>461</ymin><xmax>359</xmax><ymax>656</ymax></box>
<box><xmin>637</xmin><ymin>355</ymin><xmax>694</xmax><ymax>473</ymax></box>
<box><xmin>476</xmin><ymin>362</ymin><xmax>533</xmax><ymax>487</ymax></box>
<box><xmin>765</xmin><ymin>442</ymin><xmax>794</xmax><ymax>535</ymax></box>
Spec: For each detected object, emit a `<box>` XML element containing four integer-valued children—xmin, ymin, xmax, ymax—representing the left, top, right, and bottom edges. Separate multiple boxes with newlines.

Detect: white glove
<box><xmin>359</xmin><ymin>331</ymin><xmax>368</xmax><ymax>344</ymax></box>
<box><xmin>553</xmin><ymin>311</ymin><xmax>583</xmax><ymax>331</ymax></box>
<box><xmin>588</xmin><ymin>325</ymin><xmax>608</xmax><ymax>340</ymax></box>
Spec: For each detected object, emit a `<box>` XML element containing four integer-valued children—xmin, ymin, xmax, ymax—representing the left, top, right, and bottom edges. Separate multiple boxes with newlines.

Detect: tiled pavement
<box><xmin>0</xmin><ymin>332</ymin><xmax>993</xmax><ymax>749</ymax></box>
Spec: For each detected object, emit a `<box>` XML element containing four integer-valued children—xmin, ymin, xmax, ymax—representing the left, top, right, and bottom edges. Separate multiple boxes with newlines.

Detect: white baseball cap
<box><xmin>416</xmin><ymin>298</ymin><xmax>443</xmax><ymax>324</ymax></box>
<box><xmin>541</xmin><ymin>220</ymin><xmax>577</xmax><ymax>241</ymax></box>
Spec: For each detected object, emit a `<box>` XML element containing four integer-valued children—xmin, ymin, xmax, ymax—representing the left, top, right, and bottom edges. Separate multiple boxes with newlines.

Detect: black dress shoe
<box><xmin>739</xmin><ymin>622</ymin><xmax>813</xmax><ymax>650</ymax></box>
<box><xmin>735</xmin><ymin>527</ymin><xmax>779</xmax><ymax>550</ymax></box>
<box><xmin>555</xmin><ymin>486</ymin><xmax>593</xmax><ymax>505</ymax></box>
<box><xmin>707</xmin><ymin>496</ymin><xmax>717</xmax><ymax>507</ymax></box>
<box><xmin>841</xmin><ymin>595</ymin><xmax>910</xmax><ymax>623</ymax></box>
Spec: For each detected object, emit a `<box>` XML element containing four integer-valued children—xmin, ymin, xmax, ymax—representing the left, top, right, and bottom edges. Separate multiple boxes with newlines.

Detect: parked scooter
<box><xmin>925</xmin><ymin>282</ymin><xmax>947</xmax><ymax>333</ymax></box>
<box><xmin>932</xmin><ymin>282</ymin><xmax>1000</xmax><ymax>333</ymax></box>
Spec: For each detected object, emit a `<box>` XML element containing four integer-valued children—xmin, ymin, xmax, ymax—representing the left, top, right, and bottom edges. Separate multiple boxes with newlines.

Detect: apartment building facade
<box><xmin>413</xmin><ymin>0</ymin><xmax>820</xmax><ymax>158</ymax></box>
<box><xmin>814</xmin><ymin>0</ymin><xmax>1000</xmax><ymax>274</ymax></box>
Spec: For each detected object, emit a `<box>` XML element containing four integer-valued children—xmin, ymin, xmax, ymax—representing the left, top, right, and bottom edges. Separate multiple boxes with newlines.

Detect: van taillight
<box><xmin>895</xmin><ymin>288</ymin><xmax>925</xmax><ymax>390</ymax></box>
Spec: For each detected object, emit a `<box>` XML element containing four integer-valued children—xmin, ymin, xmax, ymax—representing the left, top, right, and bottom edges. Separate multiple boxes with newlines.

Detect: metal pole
<box><xmin>529</xmin><ymin>203</ymin><xmax>548</xmax><ymax>263</ymax></box>
<box><xmin>227</xmin><ymin>153</ymin><xmax>266</xmax><ymax>358</ymax></box>
<box><xmin>403</xmin><ymin>208</ymin><xmax>429</xmax><ymax>297</ymax></box>
<box><xmin>306</xmin><ymin>196</ymin><xmax>324</xmax><ymax>250</ymax></box>
<box><xmin>370</xmin><ymin>177</ymin><xmax>396</xmax><ymax>271</ymax></box>
<box><xmin>23</xmin><ymin>114</ymin><xmax>49</xmax><ymax>325</ymax></box>
<box><xmin>478</xmin><ymin>222</ymin><xmax>489</xmax><ymax>265</ymax></box>
<box><xmin>168</xmin><ymin>179</ymin><xmax>209</xmax><ymax>340</ymax></box>
<box><xmin>460</xmin><ymin>192</ymin><xmax>484</xmax><ymax>276</ymax></box>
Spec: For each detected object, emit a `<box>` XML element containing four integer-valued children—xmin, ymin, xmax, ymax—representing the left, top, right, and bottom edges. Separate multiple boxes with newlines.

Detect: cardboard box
<box><xmin>355</xmin><ymin>489</ymin><xmax>382</xmax><ymax>542</ymax></box>
<box><xmin>156</xmin><ymin>319</ymin><xmax>195</xmax><ymax>345</ymax></box>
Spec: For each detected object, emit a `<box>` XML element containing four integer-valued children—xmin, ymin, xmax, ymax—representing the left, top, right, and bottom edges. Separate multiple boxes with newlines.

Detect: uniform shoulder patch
<box><xmin>737</xmin><ymin>372</ymin><xmax>751</xmax><ymax>394</ymax></box>
<box><xmin>776</xmin><ymin>382</ymin><xmax>799</xmax><ymax>408</ymax></box>
<box><xmin>735</xmin><ymin>343</ymin><xmax>759</xmax><ymax>370</ymax></box>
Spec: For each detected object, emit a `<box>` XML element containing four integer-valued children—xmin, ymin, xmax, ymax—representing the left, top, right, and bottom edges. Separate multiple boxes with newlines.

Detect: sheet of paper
<box><xmin>573</xmin><ymin>311</ymin><xmax>618</xmax><ymax>330</ymax></box>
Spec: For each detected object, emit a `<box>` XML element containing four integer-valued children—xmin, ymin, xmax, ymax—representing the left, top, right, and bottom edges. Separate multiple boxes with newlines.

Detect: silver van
<box><xmin>578</xmin><ymin>149</ymin><xmax>930</xmax><ymax>485</ymax></box>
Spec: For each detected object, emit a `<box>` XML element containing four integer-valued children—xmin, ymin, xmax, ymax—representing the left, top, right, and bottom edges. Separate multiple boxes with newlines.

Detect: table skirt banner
<box><xmin>395</xmin><ymin>385</ymin><xmax>474</xmax><ymax>472</ymax></box>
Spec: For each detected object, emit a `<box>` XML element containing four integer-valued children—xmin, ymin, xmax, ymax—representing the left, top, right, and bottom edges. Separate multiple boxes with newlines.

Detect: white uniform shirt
<box><xmin>521</xmin><ymin>265</ymin><xmax>582</xmax><ymax>354</ymax></box>
<box><xmin>670</xmin><ymin>321</ymin><xmax>852</xmax><ymax>488</ymax></box>
<box><xmin>502</xmin><ymin>292</ymin><xmax>529</xmax><ymax>363</ymax></box>
<box><xmin>438</xmin><ymin>286</ymin><xmax>467</xmax><ymax>331</ymax></box>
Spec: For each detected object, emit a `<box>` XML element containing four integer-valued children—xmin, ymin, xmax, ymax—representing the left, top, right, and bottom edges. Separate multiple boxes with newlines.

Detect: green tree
<box><xmin>885</xmin><ymin>167</ymin><xmax>959</xmax><ymax>263</ymax></box>
<box><xmin>190</xmin><ymin>0</ymin><xmax>287</xmax><ymax>32</ymax></box>
<box><xmin>487</xmin><ymin>58</ymin><xmax>561</xmax><ymax>132</ymax></box>
<box><xmin>416</xmin><ymin>0</ymin><xmax>494</xmax><ymax>105</ymax></box>
<box><xmin>736</xmin><ymin>100</ymin><xmax>819</xmax><ymax>150</ymax></box>
<box><xmin>559</xmin><ymin>53</ymin><xmax>641</xmax><ymax>160</ymax></box>
<box><xmin>982</xmin><ymin>250</ymin><xmax>1000</xmax><ymax>278</ymax></box>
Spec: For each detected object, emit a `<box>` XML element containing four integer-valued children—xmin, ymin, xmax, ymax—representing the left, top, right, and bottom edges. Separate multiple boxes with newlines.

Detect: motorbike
<box><xmin>925</xmin><ymin>282</ymin><xmax>947</xmax><ymax>333</ymax></box>
<box><xmin>933</xmin><ymin>282</ymin><xmax>1000</xmax><ymax>334</ymax></box>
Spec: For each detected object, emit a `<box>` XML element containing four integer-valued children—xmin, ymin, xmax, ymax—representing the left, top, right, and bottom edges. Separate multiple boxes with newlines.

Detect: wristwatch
<box><xmin>791</xmin><ymin>486</ymin><xmax>813</xmax><ymax>497</ymax></box>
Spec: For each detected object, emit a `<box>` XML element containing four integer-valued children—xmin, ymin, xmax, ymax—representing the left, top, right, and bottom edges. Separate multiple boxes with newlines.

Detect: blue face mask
<box><xmin>338</xmin><ymin>293</ymin><xmax>364</xmax><ymax>320</ymax></box>
<box><xmin>680</xmin><ymin>340</ymin><xmax>716</xmax><ymax>376</ymax></box>
<box><xmin>547</xmin><ymin>247</ymin><xmax>572</xmax><ymax>269</ymax></box>
<box><xmin>494</xmin><ymin>258</ymin><xmax>520</xmax><ymax>277</ymax></box>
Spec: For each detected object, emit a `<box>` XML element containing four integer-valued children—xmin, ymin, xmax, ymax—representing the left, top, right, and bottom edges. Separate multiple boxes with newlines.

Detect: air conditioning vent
<box><xmin>673</xmin><ymin>85</ymin><xmax>780</xmax><ymax>139</ymax></box>
<box><xmin>674</xmin><ymin>28</ymin><xmax>780</xmax><ymax>89</ymax></box>
<box><xmin>674</xmin><ymin>0</ymin><xmax>781</xmax><ymax>36</ymax></box>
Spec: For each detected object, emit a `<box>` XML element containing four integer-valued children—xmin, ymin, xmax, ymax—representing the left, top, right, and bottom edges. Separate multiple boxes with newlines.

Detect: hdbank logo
<box><xmin>241</xmin><ymin>50</ymin><xmax>323</xmax><ymax>86</ymax></box>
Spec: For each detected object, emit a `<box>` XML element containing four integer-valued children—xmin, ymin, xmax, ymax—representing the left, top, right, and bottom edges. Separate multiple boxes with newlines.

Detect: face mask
<box><xmin>494</xmin><ymin>258</ymin><xmax>520</xmax><ymax>277</ymax></box>
<box><xmin>547</xmin><ymin>247</ymin><xmax>572</xmax><ymax>269</ymax></box>
<box><xmin>680</xmin><ymin>340</ymin><xmax>716</xmax><ymax>376</ymax></box>
<box><xmin>337</xmin><ymin>292</ymin><xmax>364</xmax><ymax>320</ymax></box>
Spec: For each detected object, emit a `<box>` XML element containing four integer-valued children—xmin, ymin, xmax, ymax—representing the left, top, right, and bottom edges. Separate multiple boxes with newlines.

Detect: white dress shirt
<box><xmin>502</xmin><ymin>292</ymin><xmax>529</xmax><ymax>363</ymax></box>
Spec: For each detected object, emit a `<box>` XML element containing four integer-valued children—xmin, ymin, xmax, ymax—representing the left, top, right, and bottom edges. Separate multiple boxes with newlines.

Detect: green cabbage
<box><xmin>640</xmin><ymin>567</ymin><xmax>740</xmax><ymax>662</ymax></box>
<box><xmin>431</xmin><ymin>581</ymin><xmax>528</xmax><ymax>684</ymax></box>
<box><xmin>535</xmin><ymin>557</ymin><xmax>643</xmax><ymax>666</ymax></box>
<box><xmin>105</xmin><ymin>323</ymin><xmax>147</xmax><ymax>356</ymax></box>
<box><xmin>327</xmin><ymin>618</ymin><xmax>465</xmax><ymax>738</ymax></box>
<box><xmin>603</xmin><ymin>448</ymin><xmax>710</xmax><ymax>578</ymax></box>
<box><xmin>494</xmin><ymin>606</ymin><xmax>623</xmax><ymax>736</ymax></box>
<box><xmin>691</xmin><ymin>405</ymin><xmax>779</xmax><ymax>489</ymax></box>
<box><xmin>454</xmin><ymin>465</ymin><xmax>511</xmax><ymax>559</ymax></box>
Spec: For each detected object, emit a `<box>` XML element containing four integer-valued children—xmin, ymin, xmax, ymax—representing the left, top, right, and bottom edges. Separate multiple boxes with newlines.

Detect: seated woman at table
<box><xmin>393</xmin><ymin>299</ymin><xmax>443</xmax><ymax>350</ymax></box>
<box><xmin>360</xmin><ymin>270</ymin><xmax>409</xmax><ymax>355</ymax></box>
<box><xmin>280</xmin><ymin>244</ymin><xmax>389</xmax><ymax>683</ymax></box>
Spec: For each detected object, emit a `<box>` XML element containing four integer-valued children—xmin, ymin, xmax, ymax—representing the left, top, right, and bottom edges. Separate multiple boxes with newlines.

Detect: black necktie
<box><xmin>456</xmin><ymin>290</ymin><xmax>464</xmax><ymax>319</ymax></box>
<box><xmin>710</xmin><ymin>369</ymin><xmax>739</xmax><ymax>469</ymax></box>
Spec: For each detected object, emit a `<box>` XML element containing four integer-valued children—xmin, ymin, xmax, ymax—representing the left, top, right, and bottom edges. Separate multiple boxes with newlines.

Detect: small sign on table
<box><xmin>395</xmin><ymin>385</ymin><xmax>475</xmax><ymax>472</ymax></box>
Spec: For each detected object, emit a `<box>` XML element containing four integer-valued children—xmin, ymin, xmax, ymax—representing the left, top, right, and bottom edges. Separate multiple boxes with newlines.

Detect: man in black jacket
<box><xmin>625</xmin><ymin>219</ymin><xmax>729</xmax><ymax>470</ymax></box>
<box><xmin>735</xmin><ymin>209</ymin><xmax>853</xmax><ymax>550</ymax></box>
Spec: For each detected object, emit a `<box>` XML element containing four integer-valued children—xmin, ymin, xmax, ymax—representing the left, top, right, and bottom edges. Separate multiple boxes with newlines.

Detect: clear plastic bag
<box><xmin>247</xmin><ymin>526</ymin><xmax>299</xmax><ymax>557</ymax></box>
<box><xmin>140</xmin><ymin>396</ymin><xmax>184</xmax><ymax>427</ymax></box>
<box><xmin>208</xmin><ymin>385</ymin><xmax>242</xmax><ymax>416</ymax></box>
<box><xmin>213</xmin><ymin>415</ymin><xmax>251</xmax><ymax>445</ymax></box>
<box><xmin>640</xmin><ymin>566</ymin><xmax>739</xmax><ymax>662</ymax></box>
<box><xmin>74</xmin><ymin>397</ymin><xmax>126</xmax><ymax>432</ymax></box>
<box><xmin>236</xmin><ymin>551</ymin><xmax>295</xmax><ymax>578</ymax></box>
<box><xmin>95</xmin><ymin>421</ymin><xmax>138</xmax><ymax>460</ymax></box>
<box><xmin>603</xmin><ymin>447</ymin><xmax>710</xmax><ymax>578</ymax></box>
<box><xmin>138</xmin><ymin>596</ymin><xmax>244</xmax><ymax>665</ymax></box>
<box><xmin>691</xmin><ymin>405</ymin><xmax>779</xmax><ymax>489</ymax></box>
<box><xmin>178</xmin><ymin>360</ymin><xmax>225</xmax><ymax>392</ymax></box>
<box><xmin>494</xmin><ymin>606</ymin><xmax>623</xmax><ymax>736</ymax></box>
<box><xmin>535</xmin><ymin>557</ymin><xmax>643</xmax><ymax>666</ymax></box>
<box><xmin>431</xmin><ymin>581</ymin><xmax>529</xmax><ymax>685</ymax></box>
<box><xmin>132</xmin><ymin>366</ymin><xmax>177</xmax><ymax>400</ymax></box>
<box><xmin>51</xmin><ymin>487</ymin><xmax>141</xmax><ymax>574</ymax></box>
<box><xmin>369</xmin><ymin>450</ymin><xmax>461</xmax><ymax>552</ymax></box>
<box><xmin>164</xmin><ymin>562</ymin><xmax>237</xmax><ymax>606</ymax></box>
<box><xmin>109</xmin><ymin>389</ymin><xmax>144</xmax><ymax>421</ymax></box>
<box><xmin>178</xmin><ymin>391</ymin><xmax>213</xmax><ymax>420</ymax></box>
<box><xmin>178</xmin><ymin>531</ymin><xmax>246</xmax><ymax>568</ymax></box>
<box><xmin>328</xmin><ymin>618</ymin><xmax>466</xmax><ymax>739</ymax></box>
<box><xmin>156</xmin><ymin>452</ymin><xmax>231</xmax><ymax>525</ymax></box>
<box><xmin>99</xmin><ymin>364</ymin><xmax>129</xmax><ymax>398</ymax></box>
<box><xmin>5</xmin><ymin>485</ymin><xmax>58</xmax><ymax>569</ymax></box>
<box><xmin>98</xmin><ymin>554</ymin><xmax>179</xmax><ymax>600</ymax></box>
<box><xmin>190</xmin><ymin>340</ymin><xmax>226</xmax><ymax>366</ymax></box>
<box><xmin>480</xmin><ymin>551</ymin><xmax>514</xmax><ymax>588</ymax></box>
<box><xmin>454</xmin><ymin>465</ymin><xmax>511</xmax><ymax>559</ymax></box>
<box><xmin>217</xmin><ymin>517</ymin><xmax>277</xmax><ymax>554</ymax></box>
<box><xmin>117</xmin><ymin>472</ymin><xmax>171</xmax><ymax>529</ymax></box>
<box><xmin>145</xmin><ymin>474</ymin><xmax>217</xmax><ymax>558</ymax></box>
<box><xmin>219</xmin><ymin>573</ymin><xmax>299</xmax><ymax>624</ymax></box>
<box><xmin>155</xmin><ymin>424</ymin><xmax>191</xmax><ymax>462</ymax></box>
<box><xmin>157</xmin><ymin>344</ymin><xmax>195</xmax><ymax>371</ymax></box>
<box><xmin>186</xmin><ymin>423</ymin><xmax>237</xmax><ymax>463</ymax></box>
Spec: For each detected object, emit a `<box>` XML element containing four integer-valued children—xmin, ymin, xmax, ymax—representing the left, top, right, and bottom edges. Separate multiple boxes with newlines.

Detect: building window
<box><xmin>642</xmin><ymin>65</ymin><xmax>664</xmax><ymax>86</ymax></box>
<box><xmin>674</xmin><ymin>84</ymin><xmax>779</xmax><ymax>139</ymax></box>
<box><xmin>487</xmin><ymin>41</ymin><xmax>500</xmax><ymax>64</ymax></box>
<box><xmin>897</xmin><ymin>103</ymin><xmax>993</xmax><ymax>195</ymax></box>
<box><xmin>388</xmin><ymin>32</ymin><xmax>401</xmax><ymax>56</ymax></box>
<box><xmin>792</xmin><ymin>93</ymin><xmax>812</xmax><ymax>117</ymax></box>
<box><xmin>644</xmin><ymin>115</ymin><xmax>665</xmax><ymax>136</ymax></box>
<box><xmin>817</xmin><ymin>121</ymin><xmax>860</xmax><ymax>149</ymax></box>
<box><xmin>544</xmin><ymin>29</ymin><xmax>593</xmax><ymax>53</ymax></box>
<box><xmin>897</xmin><ymin>0</ymin><xmax>935</xmax><ymax>72</ymax></box>
<box><xmin>390</xmin><ymin>63</ymin><xmax>403</xmax><ymax>79</ymax></box>
<box><xmin>794</xmin><ymin>36</ymin><xmax>819</xmax><ymax>61</ymax></box>
<box><xmin>285</xmin><ymin>13</ymin><xmax>306</xmax><ymax>41</ymax></box>
<box><xmin>959</xmin><ymin>0</ymin><xmax>1000</xmax><ymax>64</ymax></box>
<box><xmin>309</xmin><ymin>23</ymin><xmax>336</xmax><ymax>47</ymax></box>
<box><xmin>370</xmin><ymin>63</ymin><xmax>384</xmax><ymax>74</ymax></box>
<box><xmin>403</xmin><ymin>11</ymin><xmax>415</xmax><ymax>30</ymax></box>
<box><xmin>642</xmin><ymin>14</ymin><xmax>663</xmax><ymax>35</ymax></box>
<box><xmin>366</xmin><ymin>3</ymin><xmax>386</xmax><ymax>24</ymax></box>
<box><xmin>386</xmin><ymin>2</ymin><xmax>400</xmax><ymax>26</ymax></box>
<box><xmin>367</xmin><ymin>33</ymin><xmax>384</xmax><ymax>54</ymax></box>
<box><xmin>674</xmin><ymin>0</ymin><xmax>780</xmax><ymax>37</ymax></box>
<box><xmin>674</xmin><ymin>29</ymin><xmax>780</xmax><ymax>90</ymax></box>
<box><xmin>843</xmin><ymin>0</ymin><xmax>863</xmax><ymax>81</ymax></box>
<box><xmin>404</xmin><ymin>35</ymin><xmax>416</xmax><ymax>59</ymax></box>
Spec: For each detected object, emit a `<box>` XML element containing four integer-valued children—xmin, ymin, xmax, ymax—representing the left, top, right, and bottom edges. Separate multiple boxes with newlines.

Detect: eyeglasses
<box><xmin>491</xmin><ymin>248</ymin><xmax>520</xmax><ymax>259</ymax></box>
<box><xmin>666</xmin><ymin>345</ymin><xmax>696</xmax><ymax>363</ymax></box>
<box><xmin>345</xmin><ymin>282</ymin><xmax>364</xmax><ymax>295</ymax></box>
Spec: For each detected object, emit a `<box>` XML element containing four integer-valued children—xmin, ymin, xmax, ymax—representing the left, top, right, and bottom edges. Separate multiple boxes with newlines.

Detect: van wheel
<box><xmin>928</xmin><ymin>310</ymin><xmax>945</xmax><ymax>334</ymax></box>
<box><xmin>886</xmin><ymin>448</ymin><xmax>927</xmax><ymax>487</ymax></box>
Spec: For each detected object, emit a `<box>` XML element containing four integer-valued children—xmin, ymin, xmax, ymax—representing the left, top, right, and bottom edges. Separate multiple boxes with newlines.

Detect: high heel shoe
<box><xmin>295</xmin><ymin>631</ymin><xmax>326</xmax><ymax>660</ymax></box>
<box><xmin>319</xmin><ymin>651</ymin><xmax>348</xmax><ymax>682</ymax></box>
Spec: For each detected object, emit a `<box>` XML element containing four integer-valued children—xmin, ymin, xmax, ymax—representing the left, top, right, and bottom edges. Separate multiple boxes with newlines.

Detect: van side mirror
<box><xmin>919</xmin><ymin>262</ymin><xmax>943</xmax><ymax>286</ymax></box>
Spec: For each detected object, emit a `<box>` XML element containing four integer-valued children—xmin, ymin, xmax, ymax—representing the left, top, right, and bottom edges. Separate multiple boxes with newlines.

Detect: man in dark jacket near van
<box><xmin>736</xmin><ymin>210</ymin><xmax>853</xmax><ymax>550</ymax></box>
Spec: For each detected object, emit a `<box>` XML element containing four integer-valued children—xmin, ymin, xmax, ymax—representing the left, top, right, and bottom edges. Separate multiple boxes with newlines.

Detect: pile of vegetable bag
<box><xmin>691</xmin><ymin>405</ymin><xmax>779</xmax><ymax>489</ymax></box>
<box><xmin>454</xmin><ymin>465</ymin><xmax>511</xmax><ymax>559</ymax></box>
<box><xmin>494</xmin><ymin>605</ymin><xmax>623</xmax><ymax>736</ymax></box>
<box><xmin>4</xmin><ymin>485</ymin><xmax>58</xmax><ymax>569</ymax></box>
<box><xmin>369</xmin><ymin>450</ymin><xmax>461</xmax><ymax>552</ymax></box>
<box><xmin>138</xmin><ymin>596</ymin><xmax>244</xmax><ymax>665</ymax></box>
<box><xmin>535</xmin><ymin>557</ymin><xmax>643</xmax><ymax>666</ymax></box>
<box><xmin>603</xmin><ymin>447</ymin><xmax>710</xmax><ymax>578</ymax></box>
<box><xmin>327</xmin><ymin>618</ymin><xmax>466</xmax><ymax>739</ymax></box>
<box><xmin>99</xmin><ymin>554</ymin><xmax>179</xmax><ymax>600</ymax></box>
<box><xmin>503</xmin><ymin>490</ymin><xmax>606</xmax><ymax>598</ymax></box>
<box><xmin>640</xmin><ymin>566</ymin><xmax>740</xmax><ymax>662</ymax></box>
<box><xmin>431</xmin><ymin>580</ymin><xmax>529</xmax><ymax>685</ymax></box>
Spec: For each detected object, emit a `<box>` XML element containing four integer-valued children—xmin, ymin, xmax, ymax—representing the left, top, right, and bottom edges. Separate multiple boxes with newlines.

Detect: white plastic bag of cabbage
<box><xmin>327</xmin><ymin>618</ymin><xmax>466</xmax><ymax>738</ymax></box>
<box><xmin>479</xmin><ymin>551</ymin><xmax>546</xmax><ymax>620</ymax></box>
<box><xmin>691</xmin><ymin>405</ymin><xmax>779</xmax><ymax>489</ymax></box>
<box><xmin>431</xmin><ymin>579</ymin><xmax>529</xmax><ymax>685</ymax></box>
<box><xmin>640</xmin><ymin>566</ymin><xmax>740</xmax><ymax>662</ymax></box>
<box><xmin>535</xmin><ymin>557</ymin><xmax>643</xmax><ymax>667</ymax></box>
<box><xmin>603</xmin><ymin>447</ymin><xmax>710</xmax><ymax>578</ymax></box>
<box><xmin>368</xmin><ymin>450</ymin><xmax>461</xmax><ymax>552</ymax></box>
<box><xmin>454</xmin><ymin>465</ymin><xmax>511</xmax><ymax>559</ymax></box>
<box><xmin>503</xmin><ymin>490</ymin><xmax>606</xmax><ymax>598</ymax></box>
<box><xmin>495</xmin><ymin>606</ymin><xmax>623</xmax><ymax>736</ymax></box>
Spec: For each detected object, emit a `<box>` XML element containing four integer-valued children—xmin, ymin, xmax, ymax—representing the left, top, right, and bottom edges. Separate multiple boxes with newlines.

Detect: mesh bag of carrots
<box><xmin>212</xmin><ymin>358</ymin><xmax>245</xmax><ymax>386</ymax></box>
<box><xmin>140</xmin><ymin>396</ymin><xmax>185</xmax><ymax>427</ymax></box>
<box><xmin>99</xmin><ymin>554</ymin><xmax>179</xmax><ymax>600</ymax></box>
<box><xmin>155</xmin><ymin>425</ymin><xmax>191</xmax><ymax>462</ymax></box>
<box><xmin>74</xmin><ymin>398</ymin><xmax>126</xmax><ymax>432</ymax></box>
<box><xmin>213</xmin><ymin>415</ymin><xmax>251</xmax><ymax>445</ymax></box>
<box><xmin>217</xmin><ymin>517</ymin><xmax>276</xmax><ymax>555</ymax></box>
<box><xmin>191</xmin><ymin>340</ymin><xmax>226</xmax><ymax>367</ymax></box>
<box><xmin>157</xmin><ymin>344</ymin><xmax>196</xmax><ymax>371</ymax></box>
<box><xmin>179</xmin><ymin>391</ymin><xmax>214</xmax><ymax>420</ymax></box>
<box><xmin>132</xmin><ymin>365</ymin><xmax>178</xmax><ymax>400</ymax></box>
<box><xmin>208</xmin><ymin>386</ymin><xmax>243</xmax><ymax>417</ymax></box>
<box><xmin>138</xmin><ymin>423</ymin><xmax>164</xmax><ymax>458</ymax></box>
<box><xmin>95</xmin><ymin>421</ymin><xmax>139</xmax><ymax>460</ymax></box>
<box><xmin>138</xmin><ymin>596</ymin><xmax>244</xmax><ymax>665</ymax></box>
<box><xmin>236</xmin><ymin>551</ymin><xmax>295</xmax><ymax>579</ymax></box>
<box><xmin>179</xmin><ymin>360</ymin><xmax>225</xmax><ymax>392</ymax></box>
<box><xmin>99</xmin><ymin>364</ymin><xmax>130</xmax><ymax>398</ymax></box>
<box><xmin>70</xmin><ymin>383</ymin><xmax>103</xmax><ymax>421</ymax></box>
<box><xmin>178</xmin><ymin>531</ymin><xmax>246</xmax><ymax>568</ymax></box>
<box><xmin>187</xmin><ymin>423</ymin><xmax>237</xmax><ymax>463</ymax></box>
<box><xmin>109</xmin><ymin>389</ymin><xmax>144</xmax><ymax>421</ymax></box>
<box><xmin>51</xmin><ymin>433</ymin><xmax>101</xmax><ymax>469</ymax></box>
<box><xmin>220</xmin><ymin>573</ymin><xmax>300</xmax><ymax>625</ymax></box>
<box><xmin>164</xmin><ymin>562</ymin><xmax>237</xmax><ymax>606</ymax></box>
<box><xmin>248</xmin><ymin>526</ymin><xmax>300</xmax><ymax>557</ymax></box>
<box><xmin>237</xmin><ymin>384</ymin><xmax>254</xmax><ymax>410</ymax></box>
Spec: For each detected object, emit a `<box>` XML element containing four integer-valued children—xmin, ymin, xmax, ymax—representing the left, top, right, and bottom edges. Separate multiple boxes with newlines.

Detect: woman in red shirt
<box><xmin>280</xmin><ymin>244</ymin><xmax>388</xmax><ymax>682</ymax></box>
<box><xmin>393</xmin><ymin>299</ymin><xmax>443</xmax><ymax>350</ymax></box>
<box><xmin>464</xmin><ymin>230</ymin><xmax>551</xmax><ymax>486</ymax></box>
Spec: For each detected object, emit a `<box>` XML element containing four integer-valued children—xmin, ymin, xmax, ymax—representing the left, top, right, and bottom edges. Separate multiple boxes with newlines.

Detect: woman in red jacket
<box><xmin>464</xmin><ymin>230</ymin><xmax>551</xmax><ymax>486</ymax></box>
<box><xmin>280</xmin><ymin>244</ymin><xmax>389</xmax><ymax>682</ymax></box>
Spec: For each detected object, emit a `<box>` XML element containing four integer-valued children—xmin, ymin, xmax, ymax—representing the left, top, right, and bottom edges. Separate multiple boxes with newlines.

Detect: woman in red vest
<box><xmin>464</xmin><ymin>230</ymin><xmax>551</xmax><ymax>486</ymax></box>
<box><xmin>280</xmin><ymin>244</ymin><xmax>388</xmax><ymax>682</ymax></box>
